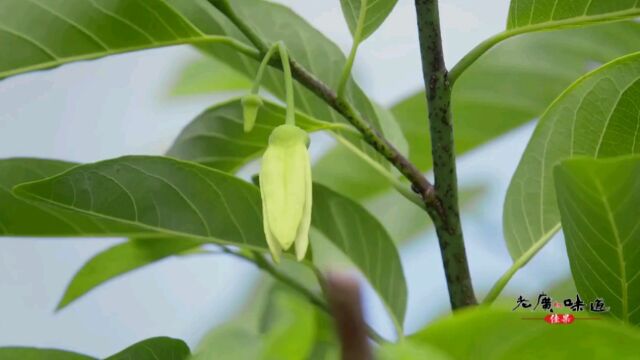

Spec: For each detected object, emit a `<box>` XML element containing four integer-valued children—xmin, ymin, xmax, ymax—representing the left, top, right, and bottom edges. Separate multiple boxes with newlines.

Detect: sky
<box><xmin>0</xmin><ymin>0</ymin><xmax>573</xmax><ymax>357</ymax></box>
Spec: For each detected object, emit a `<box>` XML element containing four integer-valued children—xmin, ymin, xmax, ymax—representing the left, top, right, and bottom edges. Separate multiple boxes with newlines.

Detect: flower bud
<box><xmin>260</xmin><ymin>124</ymin><xmax>312</xmax><ymax>262</ymax></box>
<box><xmin>241</xmin><ymin>94</ymin><xmax>264</xmax><ymax>133</ymax></box>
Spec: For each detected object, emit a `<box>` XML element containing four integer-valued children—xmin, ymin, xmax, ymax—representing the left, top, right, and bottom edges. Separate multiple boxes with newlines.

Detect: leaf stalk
<box><xmin>337</xmin><ymin>0</ymin><xmax>369</xmax><ymax>98</ymax></box>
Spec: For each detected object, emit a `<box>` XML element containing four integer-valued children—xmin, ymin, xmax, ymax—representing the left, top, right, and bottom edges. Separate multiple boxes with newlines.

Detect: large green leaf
<box><xmin>312</xmin><ymin>103</ymin><xmax>408</xmax><ymax>200</ymax></box>
<box><xmin>0</xmin><ymin>348</ymin><xmax>94</xmax><ymax>360</ymax></box>
<box><xmin>392</xmin><ymin>22</ymin><xmax>640</xmax><ymax>171</ymax></box>
<box><xmin>366</xmin><ymin>185</ymin><xmax>486</xmax><ymax>244</ymax></box>
<box><xmin>312</xmin><ymin>144</ymin><xmax>389</xmax><ymax>200</ymax></box>
<box><xmin>555</xmin><ymin>156</ymin><xmax>640</xmax><ymax>325</ymax></box>
<box><xmin>409</xmin><ymin>308</ymin><xmax>640</xmax><ymax>359</ymax></box>
<box><xmin>170</xmin><ymin>56</ymin><xmax>251</xmax><ymax>96</ymax></box>
<box><xmin>166</xmin><ymin>98</ymin><xmax>339</xmax><ymax>172</ymax></box>
<box><xmin>504</xmin><ymin>52</ymin><xmax>640</xmax><ymax>260</ymax></box>
<box><xmin>340</xmin><ymin>0</ymin><xmax>399</xmax><ymax>41</ymax></box>
<box><xmin>507</xmin><ymin>0</ymin><xmax>640</xmax><ymax>32</ymax></box>
<box><xmin>0</xmin><ymin>158</ymin><xmax>147</xmax><ymax>237</ymax></box>
<box><xmin>311</xmin><ymin>183</ymin><xmax>407</xmax><ymax>332</ymax></box>
<box><xmin>0</xmin><ymin>0</ymin><xmax>239</xmax><ymax>79</ymax></box>
<box><xmin>106</xmin><ymin>337</ymin><xmax>190</xmax><ymax>360</ymax></box>
<box><xmin>13</xmin><ymin>156</ymin><xmax>266</xmax><ymax>249</ymax></box>
<box><xmin>57</xmin><ymin>237</ymin><xmax>201</xmax><ymax>310</ymax></box>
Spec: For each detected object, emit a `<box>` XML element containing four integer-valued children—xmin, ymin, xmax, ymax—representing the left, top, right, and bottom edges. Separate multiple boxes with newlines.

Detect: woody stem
<box><xmin>415</xmin><ymin>0</ymin><xmax>477</xmax><ymax>309</ymax></box>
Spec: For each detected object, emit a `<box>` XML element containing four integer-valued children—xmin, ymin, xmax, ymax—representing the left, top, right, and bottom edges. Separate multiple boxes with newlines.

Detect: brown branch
<box><xmin>325</xmin><ymin>273</ymin><xmax>372</xmax><ymax>360</ymax></box>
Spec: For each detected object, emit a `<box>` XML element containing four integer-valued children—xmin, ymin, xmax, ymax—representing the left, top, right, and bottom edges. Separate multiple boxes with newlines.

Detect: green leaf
<box><xmin>392</xmin><ymin>22</ymin><xmax>640</xmax><ymax>171</ymax></box>
<box><xmin>307</xmin><ymin>311</ymin><xmax>340</xmax><ymax>360</ymax></box>
<box><xmin>14</xmin><ymin>156</ymin><xmax>407</xmax><ymax>327</ymax></box>
<box><xmin>366</xmin><ymin>185</ymin><xmax>486</xmax><ymax>244</ymax></box>
<box><xmin>375</xmin><ymin>102</ymin><xmax>409</xmax><ymax>157</ymax></box>
<box><xmin>554</xmin><ymin>156</ymin><xmax>640</xmax><ymax>324</ymax></box>
<box><xmin>192</xmin><ymin>282</ymin><xmax>327</xmax><ymax>360</ymax></box>
<box><xmin>340</xmin><ymin>0</ymin><xmax>399</xmax><ymax>41</ymax></box>
<box><xmin>507</xmin><ymin>0</ymin><xmax>640</xmax><ymax>32</ymax></box>
<box><xmin>170</xmin><ymin>56</ymin><xmax>251</xmax><ymax>96</ymax></box>
<box><xmin>313</xmin><ymin>144</ymin><xmax>389</xmax><ymax>200</ymax></box>
<box><xmin>312</xmin><ymin>103</ymin><xmax>408</xmax><ymax>200</ymax></box>
<box><xmin>13</xmin><ymin>156</ymin><xmax>266</xmax><ymax>250</ymax></box>
<box><xmin>106</xmin><ymin>337</ymin><xmax>190</xmax><ymax>360</ymax></box>
<box><xmin>410</xmin><ymin>308</ymin><xmax>640</xmax><ymax>359</ymax></box>
<box><xmin>0</xmin><ymin>348</ymin><xmax>95</xmax><ymax>360</ymax></box>
<box><xmin>0</xmin><ymin>0</ymin><xmax>240</xmax><ymax>80</ymax></box>
<box><xmin>166</xmin><ymin>98</ymin><xmax>339</xmax><ymax>172</ymax></box>
<box><xmin>504</xmin><ymin>52</ymin><xmax>640</xmax><ymax>261</ymax></box>
<box><xmin>57</xmin><ymin>237</ymin><xmax>201</xmax><ymax>311</ymax></box>
<box><xmin>0</xmin><ymin>158</ymin><xmax>147</xmax><ymax>237</ymax></box>
<box><xmin>377</xmin><ymin>341</ymin><xmax>451</xmax><ymax>360</ymax></box>
<box><xmin>191</xmin><ymin>325</ymin><xmax>262</xmax><ymax>360</ymax></box>
<box><xmin>260</xmin><ymin>288</ymin><xmax>317</xmax><ymax>360</ymax></box>
<box><xmin>311</xmin><ymin>183</ymin><xmax>407</xmax><ymax>332</ymax></box>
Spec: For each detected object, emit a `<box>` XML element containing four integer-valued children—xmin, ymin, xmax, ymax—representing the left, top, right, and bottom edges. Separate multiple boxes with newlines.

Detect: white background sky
<box><xmin>0</xmin><ymin>0</ymin><xmax>572</xmax><ymax>357</ymax></box>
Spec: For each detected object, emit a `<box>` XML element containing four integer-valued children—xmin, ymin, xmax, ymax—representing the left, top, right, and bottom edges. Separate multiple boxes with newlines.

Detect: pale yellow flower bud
<box><xmin>241</xmin><ymin>94</ymin><xmax>263</xmax><ymax>133</ymax></box>
<box><xmin>260</xmin><ymin>124</ymin><xmax>312</xmax><ymax>263</ymax></box>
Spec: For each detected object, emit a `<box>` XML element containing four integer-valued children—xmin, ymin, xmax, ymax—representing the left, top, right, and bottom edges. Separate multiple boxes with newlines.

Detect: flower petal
<box><xmin>295</xmin><ymin>147</ymin><xmax>312</xmax><ymax>261</ymax></box>
<box><xmin>261</xmin><ymin>175</ymin><xmax>281</xmax><ymax>263</ymax></box>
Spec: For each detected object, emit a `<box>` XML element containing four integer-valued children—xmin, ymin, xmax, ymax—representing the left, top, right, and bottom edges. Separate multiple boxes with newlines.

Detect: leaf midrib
<box><xmin>15</xmin><ymin>187</ymin><xmax>254</xmax><ymax>249</ymax></box>
<box><xmin>593</xmin><ymin>176</ymin><xmax>629</xmax><ymax>322</ymax></box>
<box><xmin>0</xmin><ymin>35</ymin><xmax>236</xmax><ymax>79</ymax></box>
<box><xmin>509</xmin><ymin>6</ymin><xmax>640</xmax><ymax>33</ymax></box>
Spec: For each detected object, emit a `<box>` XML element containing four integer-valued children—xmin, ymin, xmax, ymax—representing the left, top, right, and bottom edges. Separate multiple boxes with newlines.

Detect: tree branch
<box><xmin>414</xmin><ymin>0</ymin><xmax>477</xmax><ymax>309</ymax></box>
<box><xmin>324</xmin><ymin>274</ymin><xmax>372</xmax><ymax>360</ymax></box>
